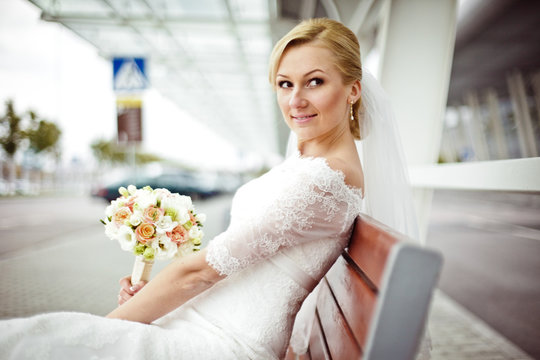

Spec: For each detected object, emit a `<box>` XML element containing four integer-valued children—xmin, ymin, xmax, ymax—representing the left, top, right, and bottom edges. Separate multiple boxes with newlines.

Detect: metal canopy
<box><xmin>25</xmin><ymin>0</ymin><xmax>386</xmax><ymax>160</ymax></box>
<box><xmin>28</xmin><ymin>0</ymin><xmax>282</xmax><ymax>157</ymax></box>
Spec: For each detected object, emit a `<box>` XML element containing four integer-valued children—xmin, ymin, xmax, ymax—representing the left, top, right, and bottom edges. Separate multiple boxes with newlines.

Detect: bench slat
<box><xmin>347</xmin><ymin>215</ymin><xmax>398</xmax><ymax>289</ymax></box>
<box><xmin>308</xmin><ymin>311</ymin><xmax>331</xmax><ymax>360</ymax></box>
<box><xmin>316</xmin><ymin>278</ymin><xmax>362</xmax><ymax>359</ymax></box>
<box><xmin>325</xmin><ymin>256</ymin><xmax>377</xmax><ymax>348</ymax></box>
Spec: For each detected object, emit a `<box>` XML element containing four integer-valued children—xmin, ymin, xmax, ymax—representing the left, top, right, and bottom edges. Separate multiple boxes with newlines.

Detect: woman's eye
<box><xmin>278</xmin><ymin>81</ymin><xmax>292</xmax><ymax>89</ymax></box>
<box><xmin>307</xmin><ymin>78</ymin><xmax>323</xmax><ymax>87</ymax></box>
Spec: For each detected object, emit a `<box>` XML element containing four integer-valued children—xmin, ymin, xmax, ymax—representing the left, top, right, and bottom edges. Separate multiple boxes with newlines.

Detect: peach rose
<box><xmin>167</xmin><ymin>225</ymin><xmax>188</xmax><ymax>245</ymax></box>
<box><xmin>135</xmin><ymin>223</ymin><xmax>155</xmax><ymax>244</ymax></box>
<box><xmin>113</xmin><ymin>207</ymin><xmax>132</xmax><ymax>226</ymax></box>
<box><xmin>143</xmin><ymin>206</ymin><xmax>164</xmax><ymax>223</ymax></box>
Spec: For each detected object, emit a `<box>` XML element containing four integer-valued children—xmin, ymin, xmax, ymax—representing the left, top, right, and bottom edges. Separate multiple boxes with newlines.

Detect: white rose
<box><xmin>155</xmin><ymin>215</ymin><xmax>177</xmax><ymax>234</ymax></box>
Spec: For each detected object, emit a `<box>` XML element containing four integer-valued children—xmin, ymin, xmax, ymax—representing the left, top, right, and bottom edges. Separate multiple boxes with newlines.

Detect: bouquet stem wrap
<box><xmin>131</xmin><ymin>256</ymin><xmax>154</xmax><ymax>285</ymax></box>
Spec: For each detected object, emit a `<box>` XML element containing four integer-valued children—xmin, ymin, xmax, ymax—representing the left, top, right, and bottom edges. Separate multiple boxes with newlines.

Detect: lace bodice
<box><xmin>207</xmin><ymin>154</ymin><xmax>363</xmax><ymax>276</ymax></box>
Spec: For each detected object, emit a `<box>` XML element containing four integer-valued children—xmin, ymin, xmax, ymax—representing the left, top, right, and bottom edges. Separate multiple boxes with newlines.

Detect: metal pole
<box><xmin>130</xmin><ymin>142</ymin><xmax>137</xmax><ymax>185</ymax></box>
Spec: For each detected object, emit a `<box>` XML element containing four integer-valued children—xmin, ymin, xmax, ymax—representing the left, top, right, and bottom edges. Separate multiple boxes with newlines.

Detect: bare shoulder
<box><xmin>324</xmin><ymin>156</ymin><xmax>364</xmax><ymax>190</ymax></box>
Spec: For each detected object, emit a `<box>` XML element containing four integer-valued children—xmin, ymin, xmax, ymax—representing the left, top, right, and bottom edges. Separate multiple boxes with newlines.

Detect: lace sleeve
<box><xmin>205</xmin><ymin>159</ymin><xmax>356</xmax><ymax>276</ymax></box>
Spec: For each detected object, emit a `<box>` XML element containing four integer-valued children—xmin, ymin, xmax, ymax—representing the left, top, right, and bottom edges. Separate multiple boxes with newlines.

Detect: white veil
<box><xmin>288</xmin><ymin>70</ymin><xmax>419</xmax><ymax>354</ymax></box>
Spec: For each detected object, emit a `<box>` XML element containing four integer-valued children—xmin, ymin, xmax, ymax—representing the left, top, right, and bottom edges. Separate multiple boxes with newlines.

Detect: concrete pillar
<box><xmin>465</xmin><ymin>91</ymin><xmax>490</xmax><ymax>161</ymax></box>
<box><xmin>457</xmin><ymin>104</ymin><xmax>477</xmax><ymax>161</ymax></box>
<box><xmin>507</xmin><ymin>70</ymin><xmax>538</xmax><ymax>157</ymax></box>
<box><xmin>377</xmin><ymin>0</ymin><xmax>458</xmax><ymax>242</ymax></box>
<box><xmin>531</xmin><ymin>72</ymin><xmax>540</xmax><ymax>129</ymax></box>
<box><xmin>440</xmin><ymin>108</ymin><xmax>460</xmax><ymax>163</ymax></box>
<box><xmin>485</xmin><ymin>88</ymin><xmax>509</xmax><ymax>159</ymax></box>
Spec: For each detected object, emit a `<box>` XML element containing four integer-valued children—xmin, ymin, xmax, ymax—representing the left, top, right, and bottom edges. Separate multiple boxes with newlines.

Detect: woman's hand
<box><xmin>107</xmin><ymin>248</ymin><xmax>223</xmax><ymax>323</ymax></box>
<box><xmin>117</xmin><ymin>276</ymin><xmax>148</xmax><ymax>306</ymax></box>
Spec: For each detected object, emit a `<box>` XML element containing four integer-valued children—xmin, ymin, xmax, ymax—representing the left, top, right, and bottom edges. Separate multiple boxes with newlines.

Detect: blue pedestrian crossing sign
<box><xmin>113</xmin><ymin>57</ymin><xmax>148</xmax><ymax>92</ymax></box>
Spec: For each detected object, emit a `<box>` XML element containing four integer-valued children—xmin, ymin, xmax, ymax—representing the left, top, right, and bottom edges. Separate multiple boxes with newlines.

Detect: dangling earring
<box><xmin>350</xmin><ymin>101</ymin><xmax>355</xmax><ymax>122</ymax></box>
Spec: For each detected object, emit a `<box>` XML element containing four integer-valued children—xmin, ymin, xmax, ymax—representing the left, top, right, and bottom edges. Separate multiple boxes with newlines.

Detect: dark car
<box><xmin>93</xmin><ymin>172</ymin><xmax>220</xmax><ymax>202</ymax></box>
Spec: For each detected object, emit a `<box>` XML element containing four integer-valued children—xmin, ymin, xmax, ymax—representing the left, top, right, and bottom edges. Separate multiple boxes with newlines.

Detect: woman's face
<box><xmin>275</xmin><ymin>42</ymin><xmax>357</xmax><ymax>142</ymax></box>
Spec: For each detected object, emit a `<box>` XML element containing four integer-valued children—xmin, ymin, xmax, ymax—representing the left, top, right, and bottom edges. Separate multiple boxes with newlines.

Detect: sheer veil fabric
<box><xmin>288</xmin><ymin>70</ymin><xmax>424</xmax><ymax>354</ymax></box>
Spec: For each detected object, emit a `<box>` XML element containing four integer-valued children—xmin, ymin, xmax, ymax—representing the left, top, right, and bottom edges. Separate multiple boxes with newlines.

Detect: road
<box><xmin>0</xmin><ymin>196</ymin><xmax>106</xmax><ymax>259</ymax></box>
<box><xmin>0</xmin><ymin>193</ymin><xmax>233</xmax><ymax>318</ymax></box>
<box><xmin>0</xmin><ymin>194</ymin><xmax>232</xmax><ymax>259</ymax></box>
<box><xmin>426</xmin><ymin>190</ymin><xmax>540</xmax><ymax>359</ymax></box>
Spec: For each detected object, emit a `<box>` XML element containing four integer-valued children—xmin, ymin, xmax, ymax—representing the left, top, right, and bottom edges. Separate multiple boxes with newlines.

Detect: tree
<box><xmin>0</xmin><ymin>100</ymin><xmax>25</xmax><ymax>159</ymax></box>
<box><xmin>0</xmin><ymin>99</ymin><xmax>62</xmax><ymax>194</ymax></box>
<box><xmin>91</xmin><ymin>138</ymin><xmax>161</xmax><ymax>165</ymax></box>
<box><xmin>26</xmin><ymin>113</ymin><xmax>62</xmax><ymax>155</ymax></box>
<box><xmin>1</xmin><ymin>100</ymin><xmax>27</xmax><ymax>192</ymax></box>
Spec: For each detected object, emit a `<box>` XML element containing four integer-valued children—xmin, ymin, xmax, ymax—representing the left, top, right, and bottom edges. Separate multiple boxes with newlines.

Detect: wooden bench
<box><xmin>286</xmin><ymin>214</ymin><xmax>443</xmax><ymax>360</ymax></box>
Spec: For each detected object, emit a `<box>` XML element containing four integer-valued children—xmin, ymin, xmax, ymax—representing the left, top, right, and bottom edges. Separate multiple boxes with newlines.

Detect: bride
<box><xmin>0</xmin><ymin>18</ymin><xmax>419</xmax><ymax>359</ymax></box>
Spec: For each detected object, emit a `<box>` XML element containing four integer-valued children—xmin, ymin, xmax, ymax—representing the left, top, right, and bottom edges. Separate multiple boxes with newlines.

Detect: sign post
<box><xmin>112</xmin><ymin>57</ymin><xmax>148</xmax><ymax>182</ymax></box>
<box><xmin>116</xmin><ymin>97</ymin><xmax>142</xmax><ymax>143</ymax></box>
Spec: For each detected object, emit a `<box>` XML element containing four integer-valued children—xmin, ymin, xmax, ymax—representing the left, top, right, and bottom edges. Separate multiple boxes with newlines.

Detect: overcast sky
<box><xmin>0</xmin><ymin>0</ymin><xmax>248</xmax><ymax>171</ymax></box>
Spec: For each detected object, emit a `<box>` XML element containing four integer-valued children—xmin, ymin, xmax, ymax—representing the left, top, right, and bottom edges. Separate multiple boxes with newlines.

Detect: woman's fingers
<box><xmin>117</xmin><ymin>276</ymin><xmax>148</xmax><ymax>305</ymax></box>
<box><xmin>118</xmin><ymin>288</ymin><xmax>131</xmax><ymax>305</ymax></box>
<box><xmin>119</xmin><ymin>276</ymin><xmax>134</xmax><ymax>295</ymax></box>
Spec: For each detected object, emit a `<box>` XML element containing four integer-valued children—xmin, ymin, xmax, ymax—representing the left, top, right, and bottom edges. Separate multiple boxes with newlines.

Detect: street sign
<box><xmin>113</xmin><ymin>57</ymin><xmax>148</xmax><ymax>92</ymax></box>
<box><xmin>116</xmin><ymin>97</ymin><xmax>143</xmax><ymax>143</ymax></box>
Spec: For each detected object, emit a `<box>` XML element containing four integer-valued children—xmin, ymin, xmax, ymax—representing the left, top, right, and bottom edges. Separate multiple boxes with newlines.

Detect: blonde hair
<box><xmin>268</xmin><ymin>18</ymin><xmax>363</xmax><ymax>139</ymax></box>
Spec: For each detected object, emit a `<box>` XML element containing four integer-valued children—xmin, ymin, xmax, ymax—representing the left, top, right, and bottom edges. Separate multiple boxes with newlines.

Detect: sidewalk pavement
<box><xmin>428</xmin><ymin>291</ymin><xmax>532</xmax><ymax>359</ymax></box>
<box><xmin>0</xmin><ymin>224</ymin><xmax>533</xmax><ymax>359</ymax></box>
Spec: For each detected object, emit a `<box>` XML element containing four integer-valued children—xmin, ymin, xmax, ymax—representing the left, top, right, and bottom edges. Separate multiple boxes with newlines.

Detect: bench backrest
<box><xmin>288</xmin><ymin>213</ymin><xmax>443</xmax><ymax>360</ymax></box>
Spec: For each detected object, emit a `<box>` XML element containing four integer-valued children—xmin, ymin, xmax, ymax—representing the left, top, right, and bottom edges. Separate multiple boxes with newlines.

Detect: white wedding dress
<box><xmin>0</xmin><ymin>154</ymin><xmax>364</xmax><ymax>360</ymax></box>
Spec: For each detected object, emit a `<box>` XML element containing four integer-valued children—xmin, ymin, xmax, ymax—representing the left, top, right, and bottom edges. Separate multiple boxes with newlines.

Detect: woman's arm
<box><xmin>106</xmin><ymin>248</ymin><xmax>223</xmax><ymax>324</ymax></box>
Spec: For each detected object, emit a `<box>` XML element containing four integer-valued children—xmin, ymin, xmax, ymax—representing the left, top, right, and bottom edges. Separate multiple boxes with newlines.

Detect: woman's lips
<box><xmin>292</xmin><ymin>114</ymin><xmax>317</xmax><ymax>124</ymax></box>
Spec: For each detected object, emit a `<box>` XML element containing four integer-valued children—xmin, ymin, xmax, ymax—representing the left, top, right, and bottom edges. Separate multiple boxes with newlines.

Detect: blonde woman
<box><xmin>0</xmin><ymin>18</ymin><xmax>418</xmax><ymax>359</ymax></box>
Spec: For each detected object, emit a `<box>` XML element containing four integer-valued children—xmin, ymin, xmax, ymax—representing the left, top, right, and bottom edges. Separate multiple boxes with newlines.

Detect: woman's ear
<box><xmin>349</xmin><ymin>79</ymin><xmax>362</xmax><ymax>104</ymax></box>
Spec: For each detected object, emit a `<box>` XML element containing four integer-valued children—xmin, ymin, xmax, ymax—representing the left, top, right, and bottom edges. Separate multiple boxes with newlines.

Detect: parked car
<box><xmin>93</xmin><ymin>172</ymin><xmax>220</xmax><ymax>202</ymax></box>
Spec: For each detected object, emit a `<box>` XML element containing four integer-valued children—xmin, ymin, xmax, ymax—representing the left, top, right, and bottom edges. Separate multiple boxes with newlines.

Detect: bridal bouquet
<box><xmin>101</xmin><ymin>185</ymin><xmax>206</xmax><ymax>285</ymax></box>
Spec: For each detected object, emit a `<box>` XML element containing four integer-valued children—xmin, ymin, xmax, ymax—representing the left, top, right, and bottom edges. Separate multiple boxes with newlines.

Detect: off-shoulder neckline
<box><xmin>289</xmin><ymin>153</ymin><xmax>365</xmax><ymax>199</ymax></box>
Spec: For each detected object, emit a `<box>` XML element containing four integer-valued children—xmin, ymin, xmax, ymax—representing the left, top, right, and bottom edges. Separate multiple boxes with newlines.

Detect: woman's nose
<box><xmin>289</xmin><ymin>89</ymin><xmax>308</xmax><ymax>108</ymax></box>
